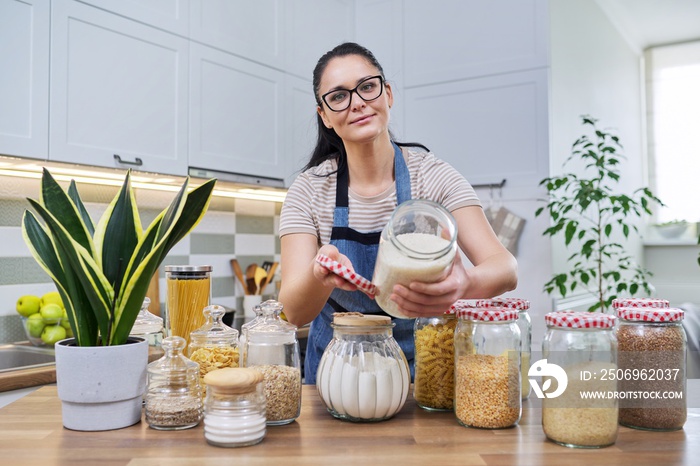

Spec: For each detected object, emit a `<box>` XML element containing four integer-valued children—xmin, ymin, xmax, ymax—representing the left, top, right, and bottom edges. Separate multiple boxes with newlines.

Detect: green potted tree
<box><xmin>22</xmin><ymin>168</ymin><xmax>216</xmax><ymax>431</ymax></box>
<box><xmin>536</xmin><ymin>116</ymin><xmax>664</xmax><ymax>313</ymax></box>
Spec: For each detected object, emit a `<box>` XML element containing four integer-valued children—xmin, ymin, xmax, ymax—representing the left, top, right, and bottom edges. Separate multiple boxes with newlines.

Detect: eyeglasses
<box><xmin>321</xmin><ymin>75</ymin><xmax>384</xmax><ymax>112</ymax></box>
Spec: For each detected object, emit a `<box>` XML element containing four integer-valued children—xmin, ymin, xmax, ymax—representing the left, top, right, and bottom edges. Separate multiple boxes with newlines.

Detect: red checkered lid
<box><xmin>476</xmin><ymin>297</ymin><xmax>530</xmax><ymax>311</ymax></box>
<box><xmin>449</xmin><ymin>299</ymin><xmax>476</xmax><ymax>315</ymax></box>
<box><xmin>315</xmin><ymin>254</ymin><xmax>376</xmax><ymax>297</ymax></box>
<box><xmin>456</xmin><ymin>307</ymin><xmax>518</xmax><ymax>322</ymax></box>
<box><xmin>611</xmin><ymin>298</ymin><xmax>669</xmax><ymax>309</ymax></box>
<box><xmin>545</xmin><ymin>311</ymin><xmax>616</xmax><ymax>329</ymax></box>
<box><xmin>616</xmin><ymin>307</ymin><xmax>684</xmax><ymax>322</ymax></box>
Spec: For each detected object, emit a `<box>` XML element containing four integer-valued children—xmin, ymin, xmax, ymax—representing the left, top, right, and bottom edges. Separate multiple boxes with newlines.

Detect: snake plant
<box><xmin>22</xmin><ymin>168</ymin><xmax>216</xmax><ymax>346</ymax></box>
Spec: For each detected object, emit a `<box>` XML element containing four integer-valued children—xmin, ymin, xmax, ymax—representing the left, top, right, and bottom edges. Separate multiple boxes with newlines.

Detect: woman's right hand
<box><xmin>313</xmin><ymin>244</ymin><xmax>360</xmax><ymax>293</ymax></box>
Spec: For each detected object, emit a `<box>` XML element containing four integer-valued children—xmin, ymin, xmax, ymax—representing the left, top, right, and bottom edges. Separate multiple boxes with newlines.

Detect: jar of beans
<box><xmin>413</xmin><ymin>309</ymin><xmax>457</xmax><ymax>411</ymax></box>
<box><xmin>454</xmin><ymin>306</ymin><xmax>521</xmax><ymax>429</ymax></box>
<box><xmin>542</xmin><ymin>311</ymin><xmax>618</xmax><ymax>448</ymax></box>
<box><xmin>477</xmin><ymin>297</ymin><xmax>532</xmax><ymax>399</ymax></box>
<box><xmin>615</xmin><ymin>306</ymin><xmax>687</xmax><ymax>431</ymax></box>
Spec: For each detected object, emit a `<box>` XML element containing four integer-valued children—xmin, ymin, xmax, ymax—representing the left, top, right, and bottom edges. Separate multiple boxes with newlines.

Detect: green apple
<box><xmin>60</xmin><ymin>309</ymin><xmax>71</xmax><ymax>330</ymax></box>
<box><xmin>64</xmin><ymin>326</ymin><xmax>74</xmax><ymax>338</ymax></box>
<box><xmin>40</xmin><ymin>303</ymin><xmax>64</xmax><ymax>322</ymax></box>
<box><xmin>16</xmin><ymin>295</ymin><xmax>41</xmax><ymax>317</ymax></box>
<box><xmin>26</xmin><ymin>313</ymin><xmax>46</xmax><ymax>338</ymax></box>
<box><xmin>41</xmin><ymin>325</ymin><xmax>67</xmax><ymax>345</ymax></box>
<box><xmin>41</xmin><ymin>291</ymin><xmax>63</xmax><ymax>309</ymax></box>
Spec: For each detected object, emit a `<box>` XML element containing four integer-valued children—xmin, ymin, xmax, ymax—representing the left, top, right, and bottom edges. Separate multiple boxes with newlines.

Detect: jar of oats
<box><xmin>188</xmin><ymin>305</ymin><xmax>240</xmax><ymax>397</ymax></box>
<box><xmin>241</xmin><ymin>299</ymin><xmax>301</xmax><ymax>425</ymax></box>
<box><xmin>413</xmin><ymin>309</ymin><xmax>457</xmax><ymax>411</ymax></box>
<box><xmin>615</xmin><ymin>306</ymin><xmax>686</xmax><ymax>431</ymax></box>
<box><xmin>542</xmin><ymin>311</ymin><xmax>618</xmax><ymax>448</ymax></box>
<box><xmin>372</xmin><ymin>199</ymin><xmax>457</xmax><ymax>318</ymax></box>
<box><xmin>477</xmin><ymin>297</ymin><xmax>532</xmax><ymax>399</ymax></box>
<box><xmin>454</xmin><ymin>307</ymin><xmax>521</xmax><ymax>429</ymax></box>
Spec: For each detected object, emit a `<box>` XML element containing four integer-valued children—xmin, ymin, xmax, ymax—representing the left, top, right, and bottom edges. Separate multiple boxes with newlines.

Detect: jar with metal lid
<box><xmin>612</xmin><ymin>297</ymin><xmax>670</xmax><ymax>311</ymax></box>
<box><xmin>203</xmin><ymin>367</ymin><xmax>267</xmax><ymax>447</ymax></box>
<box><xmin>477</xmin><ymin>297</ymin><xmax>532</xmax><ymax>399</ymax></box>
<box><xmin>317</xmin><ymin>313</ymin><xmax>411</xmax><ymax>422</ymax></box>
<box><xmin>372</xmin><ymin>199</ymin><xmax>458</xmax><ymax>318</ymax></box>
<box><xmin>145</xmin><ymin>336</ymin><xmax>203</xmax><ymax>430</ymax></box>
<box><xmin>130</xmin><ymin>297</ymin><xmax>164</xmax><ymax>350</ymax></box>
<box><xmin>413</xmin><ymin>310</ymin><xmax>456</xmax><ymax>411</ymax></box>
<box><xmin>541</xmin><ymin>311</ymin><xmax>618</xmax><ymax>448</ymax></box>
<box><xmin>615</xmin><ymin>306</ymin><xmax>686</xmax><ymax>431</ymax></box>
<box><xmin>165</xmin><ymin>265</ymin><xmax>212</xmax><ymax>348</ymax></box>
<box><xmin>188</xmin><ymin>305</ymin><xmax>240</xmax><ymax>396</ymax></box>
<box><xmin>241</xmin><ymin>299</ymin><xmax>301</xmax><ymax>425</ymax></box>
<box><xmin>454</xmin><ymin>307</ymin><xmax>521</xmax><ymax>429</ymax></box>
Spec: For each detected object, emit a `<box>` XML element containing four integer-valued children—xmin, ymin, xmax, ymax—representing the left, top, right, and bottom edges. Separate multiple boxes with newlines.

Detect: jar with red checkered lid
<box><xmin>541</xmin><ymin>311</ymin><xmax>618</xmax><ymax>448</ymax></box>
<box><xmin>615</xmin><ymin>306</ymin><xmax>686</xmax><ymax>431</ymax></box>
<box><xmin>477</xmin><ymin>297</ymin><xmax>531</xmax><ymax>399</ymax></box>
<box><xmin>612</xmin><ymin>298</ymin><xmax>670</xmax><ymax>310</ymax></box>
<box><xmin>454</xmin><ymin>305</ymin><xmax>521</xmax><ymax>429</ymax></box>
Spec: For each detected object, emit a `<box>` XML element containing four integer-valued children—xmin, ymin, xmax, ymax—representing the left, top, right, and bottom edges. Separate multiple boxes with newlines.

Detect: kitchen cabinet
<box><xmin>49</xmin><ymin>0</ymin><xmax>189</xmax><ymax>176</ymax></box>
<box><xmin>0</xmin><ymin>0</ymin><xmax>49</xmax><ymax>160</ymax></box>
<box><xmin>283</xmin><ymin>74</ymin><xmax>317</xmax><ymax>186</ymax></box>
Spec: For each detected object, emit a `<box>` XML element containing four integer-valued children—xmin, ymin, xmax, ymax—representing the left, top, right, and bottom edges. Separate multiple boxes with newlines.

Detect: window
<box><xmin>645</xmin><ymin>41</ymin><xmax>700</xmax><ymax>223</ymax></box>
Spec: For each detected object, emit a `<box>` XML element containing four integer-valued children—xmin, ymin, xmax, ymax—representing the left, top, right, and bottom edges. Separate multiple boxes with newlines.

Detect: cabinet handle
<box><xmin>114</xmin><ymin>154</ymin><xmax>143</xmax><ymax>166</ymax></box>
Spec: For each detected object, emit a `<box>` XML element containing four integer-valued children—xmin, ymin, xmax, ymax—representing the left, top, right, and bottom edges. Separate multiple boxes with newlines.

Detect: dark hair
<box><xmin>303</xmin><ymin>42</ymin><xmax>427</xmax><ymax>172</ymax></box>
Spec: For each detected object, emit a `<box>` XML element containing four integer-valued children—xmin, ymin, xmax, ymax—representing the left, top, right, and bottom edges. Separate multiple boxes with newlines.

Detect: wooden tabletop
<box><xmin>0</xmin><ymin>383</ymin><xmax>698</xmax><ymax>465</ymax></box>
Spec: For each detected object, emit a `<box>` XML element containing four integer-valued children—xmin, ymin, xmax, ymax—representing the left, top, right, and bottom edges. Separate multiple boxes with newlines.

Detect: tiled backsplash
<box><xmin>0</xmin><ymin>174</ymin><xmax>281</xmax><ymax>344</ymax></box>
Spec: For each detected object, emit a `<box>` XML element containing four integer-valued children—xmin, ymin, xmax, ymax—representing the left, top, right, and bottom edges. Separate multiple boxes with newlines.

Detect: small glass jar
<box><xmin>413</xmin><ymin>310</ymin><xmax>456</xmax><ymax>411</ymax></box>
<box><xmin>165</xmin><ymin>265</ymin><xmax>212</xmax><ymax>348</ymax></box>
<box><xmin>317</xmin><ymin>313</ymin><xmax>411</xmax><ymax>422</ymax></box>
<box><xmin>188</xmin><ymin>305</ymin><xmax>240</xmax><ymax>396</ymax></box>
<box><xmin>130</xmin><ymin>297</ymin><xmax>164</xmax><ymax>350</ymax></box>
<box><xmin>616</xmin><ymin>306</ymin><xmax>686</xmax><ymax>431</ymax></box>
<box><xmin>372</xmin><ymin>199</ymin><xmax>457</xmax><ymax>318</ymax></box>
<box><xmin>241</xmin><ymin>300</ymin><xmax>301</xmax><ymax>425</ymax></box>
<box><xmin>612</xmin><ymin>298</ymin><xmax>670</xmax><ymax>311</ymax></box>
<box><xmin>542</xmin><ymin>311</ymin><xmax>618</xmax><ymax>448</ymax></box>
<box><xmin>203</xmin><ymin>367</ymin><xmax>267</xmax><ymax>448</ymax></box>
<box><xmin>477</xmin><ymin>297</ymin><xmax>532</xmax><ymax>399</ymax></box>
<box><xmin>454</xmin><ymin>307</ymin><xmax>521</xmax><ymax>429</ymax></box>
<box><xmin>145</xmin><ymin>336</ymin><xmax>203</xmax><ymax>430</ymax></box>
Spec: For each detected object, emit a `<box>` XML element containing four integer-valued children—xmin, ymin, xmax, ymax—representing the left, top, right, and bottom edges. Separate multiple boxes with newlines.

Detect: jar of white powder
<box><xmin>372</xmin><ymin>199</ymin><xmax>457</xmax><ymax>318</ymax></box>
<box><xmin>316</xmin><ymin>313</ymin><xmax>411</xmax><ymax>422</ymax></box>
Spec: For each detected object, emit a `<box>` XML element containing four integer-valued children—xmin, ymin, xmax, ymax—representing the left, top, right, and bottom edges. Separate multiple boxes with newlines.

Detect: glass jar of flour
<box><xmin>372</xmin><ymin>199</ymin><xmax>458</xmax><ymax>318</ymax></box>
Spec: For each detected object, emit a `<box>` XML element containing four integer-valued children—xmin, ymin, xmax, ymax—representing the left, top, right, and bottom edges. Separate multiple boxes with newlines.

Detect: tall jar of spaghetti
<box><xmin>413</xmin><ymin>308</ymin><xmax>457</xmax><ymax>411</ymax></box>
<box><xmin>477</xmin><ymin>297</ymin><xmax>531</xmax><ymax>399</ymax></box>
<box><xmin>165</xmin><ymin>265</ymin><xmax>212</xmax><ymax>349</ymax></box>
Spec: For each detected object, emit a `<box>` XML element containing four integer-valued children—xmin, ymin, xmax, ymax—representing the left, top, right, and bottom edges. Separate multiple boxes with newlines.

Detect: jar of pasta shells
<box><xmin>454</xmin><ymin>306</ymin><xmax>521</xmax><ymax>429</ymax></box>
<box><xmin>413</xmin><ymin>310</ymin><xmax>456</xmax><ymax>411</ymax></box>
<box><xmin>188</xmin><ymin>305</ymin><xmax>240</xmax><ymax>397</ymax></box>
<box><xmin>477</xmin><ymin>297</ymin><xmax>532</xmax><ymax>399</ymax></box>
<box><xmin>241</xmin><ymin>299</ymin><xmax>301</xmax><ymax>425</ymax></box>
<box><xmin>542</xmin><ymin>311</ymin><xmax>618</xmax><ymax>448</ymax></box>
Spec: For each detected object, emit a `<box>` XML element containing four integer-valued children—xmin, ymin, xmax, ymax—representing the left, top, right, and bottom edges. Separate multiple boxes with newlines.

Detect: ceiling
<box><xmin>595</xmin><ymin>0</ymin><xmax>700</xmax><ymax>51</ymax></box>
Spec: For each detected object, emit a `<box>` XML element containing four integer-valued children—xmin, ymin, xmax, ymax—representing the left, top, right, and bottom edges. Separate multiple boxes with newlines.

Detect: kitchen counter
<box><xmin>1</xmin><ymin>382</ymin><xmax>699</xmax><ymax>465</ymax></box>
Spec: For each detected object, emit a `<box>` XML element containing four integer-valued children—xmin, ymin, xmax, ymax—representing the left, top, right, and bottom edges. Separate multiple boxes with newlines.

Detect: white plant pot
<box><xmin>54</xmin><ymin>337</ymin><xmax>148</xmax><ymax>431</ymax></box>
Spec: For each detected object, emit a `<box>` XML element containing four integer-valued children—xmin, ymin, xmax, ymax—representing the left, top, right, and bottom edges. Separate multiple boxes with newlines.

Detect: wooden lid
<box><xmin>203</xmin><ymin>367</ymin><xmax>263</xmax><ymax>394</ymax></box>
<box><xmin>333</xmin><ymin>312</ymin><xmax>391</xmax><ymax>327</ymax></box>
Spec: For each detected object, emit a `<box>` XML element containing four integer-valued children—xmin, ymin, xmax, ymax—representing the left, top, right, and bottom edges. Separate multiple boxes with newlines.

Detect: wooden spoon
<box><xmin>230</xmin><ymin>259</ymin><xmax>247</xmax><ymax>294</ymax></box>
<box><xmin>254</xmin><ymin>266</ymin><xmax>268</xmax><ymax>295</ymax></box>
<box><xmin>245</xmin><ymin>263</ymin><xmax>258</xmax><ymax>295</ymax></box>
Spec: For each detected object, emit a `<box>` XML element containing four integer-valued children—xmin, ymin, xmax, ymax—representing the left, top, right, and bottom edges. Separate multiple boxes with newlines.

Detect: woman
<box><xmin>278</xmin><ymin>42</ymin><xmax>517</xmax><ymax>384</ymax></box>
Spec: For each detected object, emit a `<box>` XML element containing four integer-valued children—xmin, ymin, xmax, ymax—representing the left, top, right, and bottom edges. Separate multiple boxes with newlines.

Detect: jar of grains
<box><xmin>145</xmin><ymin>336</ymin><xmax>203</xmax><ymax>430</ymax></box>
<box><xmin>477</xmin><ymin>297</ymin><xmax>532</xmax><ymax>399</ymax></box>
<box><xmin>612</xmin><ymin>297</ymin><xmax>670</xmax><ymax>311</ymax></box>
<box><xmin>615</xmin><ymin>306</ymin><xmax>687</xmax><ymax>431</ymax></box>
<box><xmin>372</xmin><ymin>199</ymin><xmax>457</xmax><ymax>318</ymax></box>
<box><xmin>316</xmin><ymin>313</ymin><xmax>411</xmax><ymax>422</ymax></box>
<box><xmin>188</xmin><ymin>305</ymin><xmax>240</xmax><ymax>397</ymax></box>
<box><xmin>203</xmin><ymin>368</ymin><xmax>267</xmax><ymax>448</ymax></box>
<box><xmin>241</xmin><ymin>299</ymin><xmax>301</xmax><ymax>425</ymax></box>
<box><xmin>454</xmin><ymin>306</ymin><xmax>521</xmax><ymax>429</ymax></box>
<box><xmin>413</xmin><ymin>309</ymin><xmax>457</xmax><ymax>411</ymax></box>
<box><xmin>542</xmin><ymin>311</ymin><xmax>618</xmax><ymax>448</ymax></box>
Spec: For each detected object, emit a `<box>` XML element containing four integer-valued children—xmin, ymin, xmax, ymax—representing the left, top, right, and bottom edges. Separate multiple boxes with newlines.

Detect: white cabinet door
<box><xmin>49</xmin><ymin>0</ymin><xmax>189</xmax><ymax>176</ymax></box>
<box><xmin>0</xmin><ymin>0</ymin><xmax>49</xmax><ymax>160</ymax></box>
<box><xmin>190</xmin><ymin>0</ymin><xmax>286</xmax><ymax>69</ymax></box>
<box><xmin>78</xmin><ymin>0</ymin><xmax>190</xmax><ymax>36</ymax></box>
<box><xmin>189</xmin><ymin>43</ymin><xmax>286</xmax><ymax>182</ymax></box>
<box><xmin>284</xmin><ymin>74</ymin><xmax>317</xmax><ymax>186</ymax></box>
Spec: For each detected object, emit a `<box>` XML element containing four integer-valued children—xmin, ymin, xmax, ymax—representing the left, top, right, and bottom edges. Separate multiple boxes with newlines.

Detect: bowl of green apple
<box><xmin>16</xmin><ymin>291</ymin><xmax>73</xmax><ymax>347</ymax></box>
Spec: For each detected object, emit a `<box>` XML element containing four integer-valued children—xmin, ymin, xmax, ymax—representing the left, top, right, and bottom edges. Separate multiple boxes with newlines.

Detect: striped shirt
<box><xmin>279</xmin><ymin>147</ymin><xmax>481</xmax><ymax>245</ymax></box>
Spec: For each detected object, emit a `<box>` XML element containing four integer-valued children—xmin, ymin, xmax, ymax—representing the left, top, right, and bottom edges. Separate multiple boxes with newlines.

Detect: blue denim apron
<box><xmin>304</xmin><ymin>142</ymin><xmax>415</xmax><ymax>384</ymax></box>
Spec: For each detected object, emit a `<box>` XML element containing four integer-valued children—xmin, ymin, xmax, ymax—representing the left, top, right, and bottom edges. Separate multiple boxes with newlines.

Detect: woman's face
<box><xmin>317</xmin><ymin>54</ymin><xmax>393</xmax><ymax>146</ymax></box>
